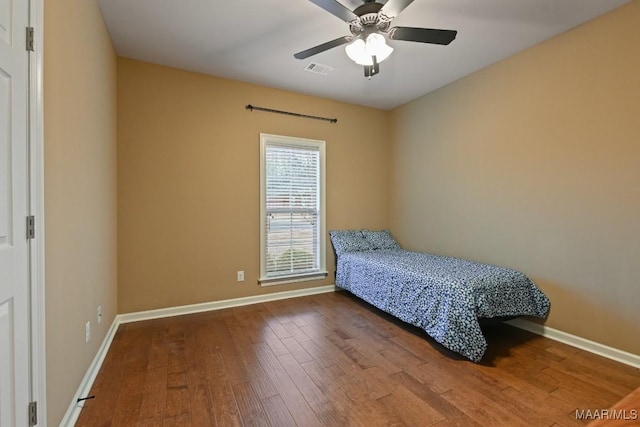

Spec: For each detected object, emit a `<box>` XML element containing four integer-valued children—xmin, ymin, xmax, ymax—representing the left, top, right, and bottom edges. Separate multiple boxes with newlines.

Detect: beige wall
<box><xmin>44</xmin><ymin>0</ymin><xmax>118</xmax><ymax>425</ymax></box>
<box><xmin>390</xmin><ymin>2</ymin><xmax>640</xmax><ymax>355</ymax></box>
<box><xmin>117</xmin><ymin>58</ymin><xmax>390</xmax><ymax>313</ymax></box>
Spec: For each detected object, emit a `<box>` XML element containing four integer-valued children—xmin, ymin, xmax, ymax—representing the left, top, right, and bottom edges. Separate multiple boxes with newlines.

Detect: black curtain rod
<box><xmin>245</xmin><ymin>104</ymin><xmax>337</xmax><ymax>124</ymax></box>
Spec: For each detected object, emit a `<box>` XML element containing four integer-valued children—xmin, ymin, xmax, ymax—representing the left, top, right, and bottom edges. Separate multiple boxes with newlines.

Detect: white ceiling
<box><xmin>97</xmin><ymin>0</ymin><xmax>629</xmax><ymax>110</ymax></box>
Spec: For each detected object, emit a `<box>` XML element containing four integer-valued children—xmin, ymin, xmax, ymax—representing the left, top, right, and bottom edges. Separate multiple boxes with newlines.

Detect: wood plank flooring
<box><xmin>76</xmin><ymin>291</ymin><xmax>640</xmax><ymax>426</ymax></box>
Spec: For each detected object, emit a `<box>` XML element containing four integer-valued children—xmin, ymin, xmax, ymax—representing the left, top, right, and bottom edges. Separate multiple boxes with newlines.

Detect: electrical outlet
<box><xmin>97</xmin><ymin>306</ymin><xmax>102</xmax><ymax>324</ymax></box>
<box><xmin>85</xmin><ymin>321</ymin><xmax>91</xmax><ymax>343</ymax></box>
<box><xmin>237</xmin><ymin>270</ymin><xmax>245</xmax><ymax>282</ymax></box>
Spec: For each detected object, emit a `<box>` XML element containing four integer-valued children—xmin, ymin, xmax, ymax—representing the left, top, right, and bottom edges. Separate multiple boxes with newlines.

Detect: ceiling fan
<box><xmin>294</xmin><ymin>0</ymin><xmax>457</xmax><ymax>78</ymax></box>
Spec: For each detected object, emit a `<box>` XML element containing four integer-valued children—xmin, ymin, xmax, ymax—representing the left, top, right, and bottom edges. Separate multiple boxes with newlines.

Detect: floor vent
<box><xmin>304</xmin><ymin>62</ymin><xmax>333</xmax><ymax>75</ymax></box>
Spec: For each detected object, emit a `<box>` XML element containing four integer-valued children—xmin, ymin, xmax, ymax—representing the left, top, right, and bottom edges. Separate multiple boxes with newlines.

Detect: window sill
<box><xmin>259</xmin><ymin>271</ymin><xmax>328</xmax><ymax>287</ymax></box>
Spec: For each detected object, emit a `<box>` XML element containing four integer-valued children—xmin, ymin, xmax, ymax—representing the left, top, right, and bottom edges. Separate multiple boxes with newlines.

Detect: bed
<box><xmin>330</xmin><ymin>230</ymin><xmax>550</xmax><ymax>362</ymax></box>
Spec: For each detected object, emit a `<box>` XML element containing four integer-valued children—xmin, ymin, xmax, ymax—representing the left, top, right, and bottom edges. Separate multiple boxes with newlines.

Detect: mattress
<box><xmin>335</xmin><ymin>249</ymin><xmax>550</xmax><ymax>362</ymax></box>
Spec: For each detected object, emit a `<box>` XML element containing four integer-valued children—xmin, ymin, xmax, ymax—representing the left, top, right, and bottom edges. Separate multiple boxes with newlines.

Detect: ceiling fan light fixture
<box><xmin>345</xmin><ymin>33</ymin><xmax>393</xmax><ymax>66</ymax></box>
<box><xmin>366</xmin><ymin>33</ymin><xmax>393</xmax><ymax>61</ymax></box>
<box><xmin>345</xmin><ymin>39</ymin><xmax>368</xmax><ymax>64</ymax></box>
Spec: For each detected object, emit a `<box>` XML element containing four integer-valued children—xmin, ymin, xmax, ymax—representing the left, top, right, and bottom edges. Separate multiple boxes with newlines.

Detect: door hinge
<box><xmin>26</xmin><ymin>27</ymin><xmax>34</xmax><ymax>52</ymax></box>
<box><xmin>28</xmin><ymin>401</ymin><xmax>37</xmax><ymax>426</ymax></box>
<box><xmin>26</xmin><ymin>215</ymin><xmax>35</xmax><ymax>239</ymax></box>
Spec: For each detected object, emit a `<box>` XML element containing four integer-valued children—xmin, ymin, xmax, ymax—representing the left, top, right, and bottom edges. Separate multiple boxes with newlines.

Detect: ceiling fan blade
<box><xmin>308</xmin><ymin>0</ymin><xmax>358</xmax><ymax>22</ymax></box>
<box><xmin>379</xmin><ymin>0</ymin><xmax>415</xmax><ymax>18</ymax></box>
<box><xmin>389</xmin><ymin>27</ymin><xmax>457</xmax><ymax>45</ymax></box>
<box><xmin>294</xmin><ymin>36</ymin><xmax>353</xmax><ymax>59</ymax></box>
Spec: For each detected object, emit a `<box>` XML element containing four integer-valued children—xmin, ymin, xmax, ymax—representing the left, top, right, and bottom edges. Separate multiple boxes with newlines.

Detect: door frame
<box><xmin>28</xmin><ymin>0</ymin><xmax>46</xmax><ymax>422</ymax></box>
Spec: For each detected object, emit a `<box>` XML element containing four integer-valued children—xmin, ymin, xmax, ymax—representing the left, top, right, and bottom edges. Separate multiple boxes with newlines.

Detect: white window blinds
<box><xmin>260</xmin><ymin>134</ymin><xmax>326</xmax><ymax>285</ymax></box>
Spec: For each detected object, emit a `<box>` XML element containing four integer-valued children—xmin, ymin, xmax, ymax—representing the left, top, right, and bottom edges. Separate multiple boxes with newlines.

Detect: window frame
<box><xmin>259</xmin><ymin>133</ymin><xmax>327</xmax><ymax>286</ymax></box>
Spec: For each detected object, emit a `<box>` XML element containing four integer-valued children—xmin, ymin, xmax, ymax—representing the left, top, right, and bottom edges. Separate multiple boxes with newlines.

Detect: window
<box><xmin>259</xmin><ymin>133</ymin><xmax>326</xmax><ymax>286</ymax></box>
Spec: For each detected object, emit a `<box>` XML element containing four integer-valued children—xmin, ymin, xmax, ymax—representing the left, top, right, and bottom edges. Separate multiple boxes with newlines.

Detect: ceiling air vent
<box><xmin>304</xmin><ymin>62</ymin><xmax>333</xmax><ymax>76</ymax></box>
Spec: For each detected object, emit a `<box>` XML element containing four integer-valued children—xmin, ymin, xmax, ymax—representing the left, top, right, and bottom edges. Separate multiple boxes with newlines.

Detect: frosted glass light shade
<box><xmin>366</xmin><ymin>33</ymin><xmax>393</xmax><ymax>61</ymax></box>
<box><xmin>345</xmin><ymin>39</ymin><xmax>369</xmax><ymax>65</ymax></box>
<box><xmin>345</xmin><ymin>33</ymin><xmax>393</xmax><ymax>65</ymax></box>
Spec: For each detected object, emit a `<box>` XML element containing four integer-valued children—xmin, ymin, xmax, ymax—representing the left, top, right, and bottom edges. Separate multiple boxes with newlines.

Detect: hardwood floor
<box><xmin>76</xmin><ymin>291</ymin><xmax>640</xmax><ymax>426</ymax></box>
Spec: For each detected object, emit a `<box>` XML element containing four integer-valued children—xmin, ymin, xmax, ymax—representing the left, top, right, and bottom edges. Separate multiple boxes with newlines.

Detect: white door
<box><xmin>0</xmin><ymin>0</ymin><xmax>31</xmax><ymax>425</ymax></box>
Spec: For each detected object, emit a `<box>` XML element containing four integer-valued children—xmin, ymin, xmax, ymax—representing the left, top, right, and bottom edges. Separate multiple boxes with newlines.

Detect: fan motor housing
<box><xmin>350</xmin><ymin>2</ymin><xmax>391</xmax><ymax>35</ymax></box>
<box><xmin>353</xmin><ymin>2</ymin><xmax>383</xmax><ymax>16</ymax></box>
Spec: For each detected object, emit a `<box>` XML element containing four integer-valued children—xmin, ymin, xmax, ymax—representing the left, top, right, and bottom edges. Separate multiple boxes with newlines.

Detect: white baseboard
<box><xmin>59</xmin><ymin>318</ymin><xmax>120</xmax><ymax>427</ymax></box>
<box><xmin>59</xmin><ymin>284</ymin><xmax>337</xmax><ymax>426</ymax></box>
<box><xmin>117</xmin><ymin>284</ymin><xmax>338</xmax><ymax>324</ymax></box>
<box><xmin>506</xmin><ymin>318</ymin><xmax>640</xmax><ymax>369</ymax></box>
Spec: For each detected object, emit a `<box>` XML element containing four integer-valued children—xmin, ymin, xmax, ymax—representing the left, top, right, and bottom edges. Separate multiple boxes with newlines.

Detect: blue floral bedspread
<box><xmin>335</xmin><ymin>249</ymin><xmax>550</xmax><ymax>362</ymax></box>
